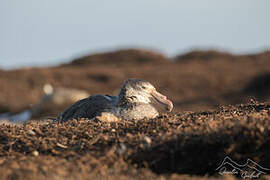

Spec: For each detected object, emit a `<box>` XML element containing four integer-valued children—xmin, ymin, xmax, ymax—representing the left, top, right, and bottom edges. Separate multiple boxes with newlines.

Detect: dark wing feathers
<box><xmin>59</xmin><ymin>95</ymin><xmax>114</xmax><ymax>122</ymax></box>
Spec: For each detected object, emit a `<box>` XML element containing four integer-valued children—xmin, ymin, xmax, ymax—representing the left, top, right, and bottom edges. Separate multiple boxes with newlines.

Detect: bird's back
<box><xmin>58</xmin><ymin>95</ymin><xmax>117</xmax><ymax>122</ymax></box>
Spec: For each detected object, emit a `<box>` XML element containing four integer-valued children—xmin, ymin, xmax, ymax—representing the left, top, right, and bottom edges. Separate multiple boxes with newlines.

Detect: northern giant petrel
<box><xmin>57</xmin><ymin>79</ymin><xmax>173</xmax><ymax>122</ymax></box>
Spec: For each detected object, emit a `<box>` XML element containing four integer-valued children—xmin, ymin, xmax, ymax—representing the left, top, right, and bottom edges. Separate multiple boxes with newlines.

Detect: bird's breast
<box><xmin>114</xmin><ymin>103</ymin><xmax>159</xmax><ymax>120</ymax></box>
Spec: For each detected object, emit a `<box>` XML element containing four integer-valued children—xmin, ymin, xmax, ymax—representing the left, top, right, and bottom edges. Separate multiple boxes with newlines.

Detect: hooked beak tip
<box><xmin>151</xmin><ymin>91</ymin><xmax>173</xmax><ymax>112</ymax></box>
<box><xmin>166</xmin><ymin>100</ymin><xmax>174</xmax><ymax>112</ymax></box>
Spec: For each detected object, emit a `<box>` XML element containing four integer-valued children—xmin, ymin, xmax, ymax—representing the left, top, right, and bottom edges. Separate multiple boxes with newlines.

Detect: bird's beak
<box><xmin>151</xmin><ymin>90</ymin><xmax>173</xmax><ymax>112</ymax></box>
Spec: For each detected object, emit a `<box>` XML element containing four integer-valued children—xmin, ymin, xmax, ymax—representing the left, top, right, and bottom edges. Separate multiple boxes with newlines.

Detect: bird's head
<box><xmin>118</xmin><ymin>79</ymin><xmax>173</xmax><ymax>112</ymax></box>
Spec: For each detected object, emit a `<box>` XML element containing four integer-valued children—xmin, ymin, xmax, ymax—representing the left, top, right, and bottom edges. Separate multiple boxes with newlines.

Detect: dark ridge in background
<box><xmin>175</xmin><ymin>49</ymin><xmax>270</xmax><ymax>62</ymax></box>
<box><xmin>244</xmin><ymin>73</ymin><xmax>270</xmax><ymax>99</ymax></box>
<box><xmin>175</xmin><ymin>50</ymin><xmax>234</xmax><ymax>61</ymax></box>
<box><xmin>66</xmin><ymin>49</ymin><xmax>170</xmax><ymax>67</ymax></box>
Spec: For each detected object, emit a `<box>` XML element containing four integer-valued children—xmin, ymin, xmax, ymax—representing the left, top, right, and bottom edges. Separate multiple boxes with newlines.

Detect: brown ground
<box><xmin>0</xmin><ymin>48</ymin><xmax>270</xmax><ymax>179</ymax></box>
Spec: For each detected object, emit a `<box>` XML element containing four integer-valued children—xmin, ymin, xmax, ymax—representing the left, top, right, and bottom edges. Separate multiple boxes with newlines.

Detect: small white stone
<box><xmin>32</xmin><ymin>150</ymin><xmax>39</xmax><ymax>156</ymax></box>
<box><xmin>27</xmin><ymin>130</ymin><xmax>36</xmax><ymax>136</ymax></box>
<box><xmin>143</xmin><ymin>136</ymin><xmax>152</xmax><ymax>145</ymax></box>
<box><xmin>56</xmin><ymin>143</ymin><xmax>68</xmax><ymax>149</ymax></box>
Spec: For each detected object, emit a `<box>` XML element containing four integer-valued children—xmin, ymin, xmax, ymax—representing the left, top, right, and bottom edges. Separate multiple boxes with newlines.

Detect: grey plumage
<box><xmin>59</xmin><ymin>95</ymin><xmax>116</xmax><ymax>122</ymax></box>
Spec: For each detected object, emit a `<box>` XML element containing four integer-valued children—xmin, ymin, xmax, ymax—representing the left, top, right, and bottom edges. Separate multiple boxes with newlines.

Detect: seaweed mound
<box><xmin>68</xmin><ymin>49</ymin><xmax>170</xmax><ymax>66</ymax></box>
<box><xmin>175</xmin><ymin>50</ymin><xmax>234</xmax><ymax>61</ymax></box>
<box><xmin>0</xmin><ymin>102</ymin><xmax>269</xmax><ymax>179</ymax></box>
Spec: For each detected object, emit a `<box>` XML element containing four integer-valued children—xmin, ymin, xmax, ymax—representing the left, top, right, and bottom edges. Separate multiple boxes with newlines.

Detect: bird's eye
<box><xmin>129</xmin><ymin>96</ymin><xmax>137</xmax><ymax>100</ymax></box>
<box><xmin>142</xmin><ymin>86</ymin><xmax>146</xmax><ymax>89</ymax></box>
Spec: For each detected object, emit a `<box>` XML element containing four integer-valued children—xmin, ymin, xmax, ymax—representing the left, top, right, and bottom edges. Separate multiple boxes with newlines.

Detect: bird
<box><xmin>0</xmin><ymin>84</ymin><xmax>90</xmax><ymax>123</ymax></box>
<box><xmin>41</xmin><ymin>84</ymin><xmax>90</xmax><ymax>106</ymax></box>
<box><xmin>30</xmin><ymin>84</ymin><xmax>91</xmax><ymax>119</ymax></box>
<box><xmin>57</xmin><ymin>78</ymin><xmax>173</xmax><ymax>122</ymax></box>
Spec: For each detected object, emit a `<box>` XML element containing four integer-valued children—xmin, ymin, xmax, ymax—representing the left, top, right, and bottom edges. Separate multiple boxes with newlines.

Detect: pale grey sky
<box><xmin>0</xmin><ymin>0</ymin><xmax>270</xmax><ymax>69</ymax></box>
